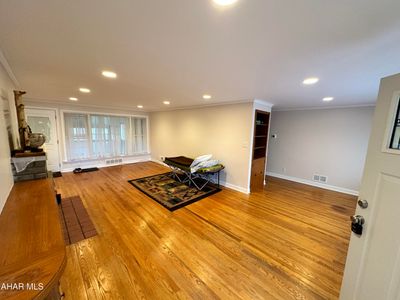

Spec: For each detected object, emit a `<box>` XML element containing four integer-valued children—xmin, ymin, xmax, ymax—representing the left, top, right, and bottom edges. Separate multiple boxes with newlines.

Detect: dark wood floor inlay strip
<box><xmin>59</xmin><ymin>195</ymin><xmax>97</xmax><ymax>245</ymax></box>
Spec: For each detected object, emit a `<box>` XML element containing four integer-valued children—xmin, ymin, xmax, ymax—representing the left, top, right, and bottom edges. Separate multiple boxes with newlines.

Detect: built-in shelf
<box><xmin>251</xmin><ymin>110</ymin><xmax>271</xmax><ymax>191</ymax></box>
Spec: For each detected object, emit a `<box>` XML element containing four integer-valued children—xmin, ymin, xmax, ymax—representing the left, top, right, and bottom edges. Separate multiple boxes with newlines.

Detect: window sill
<box><xmin>62</xmin><ymin>153</ymin><xmax>150</xmax><ymax>164</ymax></box>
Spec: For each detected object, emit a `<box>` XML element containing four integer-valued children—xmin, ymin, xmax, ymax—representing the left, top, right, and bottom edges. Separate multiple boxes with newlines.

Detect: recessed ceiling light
<box><xmin>323</xmin><ymin>97</ymin><xmax>334</xmax><ymax>102</ymax></box>
<box><xmin>69</xmin><ymin>97</ymin><xmax>78</xmax><ymax>101</ymax></box>
<box><xmin>302</xmin><ymin>77</ymin><xmax>319</xmax><ymax>85</ymax></box>
<box><xmin>102</xmin><ymin>70</ymin><xmax>117</xmax><ymax>78</ymax></box>
<box><xmin>79</xmin><ymin>87</ymin><xmax>91</xmax><ymax>93</ymax></box>
<box><xmin>213</xmin><ymin>0</ymin><xmax>238</xmax><ymax>6</ymax></box>
<box><xmin>137</xmin><ymin>105</ymin><xmax>143</xmax><ymax>108</ymax></box>
<box><xmin>203</xmin><ymin>94</ymin><xmax>212</xmax><ymax>100</ymax></box>
<box><xmin>163</xmin><ymin>101</ymin><xmax>170</xmax><ymax>105</ymax></box>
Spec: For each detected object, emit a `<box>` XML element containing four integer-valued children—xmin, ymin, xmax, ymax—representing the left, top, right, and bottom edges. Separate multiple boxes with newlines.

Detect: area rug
<box><xmin>128</xmin><ymin>172</ymin><xmax>221</xmax><ymax>211</ymax></box>
<box><xmin>58</xmin><ymin>196</ymin><xmax>98</xmax><ymax>245</ymax></box>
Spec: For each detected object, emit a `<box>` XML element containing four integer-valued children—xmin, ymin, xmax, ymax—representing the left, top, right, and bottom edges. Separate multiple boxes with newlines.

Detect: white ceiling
<box><xmin>0</xmin><ymin>0</ymin><xmax>399</xmax><ymax>111</ymax></box>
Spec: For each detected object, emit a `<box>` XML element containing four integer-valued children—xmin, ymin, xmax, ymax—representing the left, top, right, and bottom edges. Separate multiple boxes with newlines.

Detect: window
<box><xmin>132</xmin><ymin>117</ymin><xmax>147</xmax><ymax>153</ymax></box>
<box><xmin>389</xmin><ymin>98</ymin><xmax>400</xmax><ymax>150</ymax></box>
<box><xmin>91</xmin><ymin>115</ymin><xmax>129</xmax><ymax>157</ymax></box>
<box><xmin>64</xmin><ymin>112</ymin><xmax>148</xmax><ymax>161</ymax></box>
<box><xmin>64</xmin><ymin>113</ymin><xmax>90</xmax><ymax>160</ymax></box>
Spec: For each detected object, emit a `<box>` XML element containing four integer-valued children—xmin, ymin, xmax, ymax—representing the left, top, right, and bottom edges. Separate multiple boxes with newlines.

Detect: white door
<box><xmin>25</xmin><ymin>108</ymin><xmax>61</xmax><ymax>172</ymax></box>
<box><xmin>340</xmin><ymin>74</ymin><xmax>400</xmax><ymax>299</ymax></box>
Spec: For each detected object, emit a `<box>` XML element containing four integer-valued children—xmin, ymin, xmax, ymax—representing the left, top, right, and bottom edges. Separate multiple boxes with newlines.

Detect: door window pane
<box><xmin>27</xmin><ymin>116</ymin><xmax>51</xmax><ymax>143</ymax></box>
<box><xmin>390</xmin><ymin>98</ymin><xmax>400</xmax><ymax>150</ymax></box>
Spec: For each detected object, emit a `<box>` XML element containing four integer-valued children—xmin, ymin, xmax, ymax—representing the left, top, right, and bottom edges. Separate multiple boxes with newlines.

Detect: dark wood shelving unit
<box><xmin>250</xmin><ymin>110</ymin><xmax>270</xmax><ymax>191</ymax></box>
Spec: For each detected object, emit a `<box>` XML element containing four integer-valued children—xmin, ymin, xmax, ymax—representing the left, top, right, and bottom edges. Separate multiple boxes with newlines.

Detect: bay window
<box><xmin>64</xmin><ymin>112</ymin><xmax>148</xmax><ymax>161</ymax></box>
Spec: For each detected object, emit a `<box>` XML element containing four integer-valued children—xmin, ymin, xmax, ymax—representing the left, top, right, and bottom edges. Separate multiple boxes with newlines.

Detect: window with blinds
<box><xmin>64</xmin><ymin>112</ymin><xmax>148</xmax><ymax>161</ymax></box>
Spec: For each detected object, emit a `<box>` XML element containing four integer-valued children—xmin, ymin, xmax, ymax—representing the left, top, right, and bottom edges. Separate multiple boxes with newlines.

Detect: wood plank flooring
<box><xmin>56</xmin><ymin>162</ymin><xmax>356</xmax><ymax>300</ymax></box>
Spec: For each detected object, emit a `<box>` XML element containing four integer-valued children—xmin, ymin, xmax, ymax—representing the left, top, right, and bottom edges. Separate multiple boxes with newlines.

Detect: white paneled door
<box><xmin>25</xmin><ymin>108</ymin><xmax>60</xmax><ymax>172</ymax></box>
<box><xmin>340</xmin><ymin>74</ymin><xmax>400</xmax><ymax>299</ymax></box>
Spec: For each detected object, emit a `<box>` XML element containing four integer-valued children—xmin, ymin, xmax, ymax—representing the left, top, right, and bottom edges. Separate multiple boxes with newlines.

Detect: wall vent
<box><xmin>105</xmin><ymin>158</ymin><xmax>123</xmax><ymax>165</ymax></box>
<box><xmin>313</xmin><ymin>174</ymin><xmax>328</xmax><ymax>184</ymax></box>
<box><xmin>319</xmin><ymin>175</ymin><xmax>328</xmax><ymax>183</ymax></box>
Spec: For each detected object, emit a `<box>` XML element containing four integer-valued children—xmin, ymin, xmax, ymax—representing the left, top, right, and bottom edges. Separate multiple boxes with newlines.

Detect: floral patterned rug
<box><xmin>128</xmin><ymin>172</ymin><xmax>221</xmax><ymax>211</ymax></box>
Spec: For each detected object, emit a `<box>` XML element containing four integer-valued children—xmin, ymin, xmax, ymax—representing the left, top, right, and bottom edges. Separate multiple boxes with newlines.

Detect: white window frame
<box><xmin>61</xmin><ymin>109</ymin><xmax>150</xmax><ymax>162</ymax></box>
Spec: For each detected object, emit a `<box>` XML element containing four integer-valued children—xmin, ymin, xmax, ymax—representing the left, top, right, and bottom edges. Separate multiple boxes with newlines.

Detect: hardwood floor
<box><xmin>56</xmin><ymin>162</ymin><xmax>356</xmax><ymax>300</ymax></box>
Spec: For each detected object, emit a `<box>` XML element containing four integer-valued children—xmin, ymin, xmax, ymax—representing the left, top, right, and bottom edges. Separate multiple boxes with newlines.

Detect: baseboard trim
<box><xmin>266</xmin><ymin>172</ymin><xmax>359</xmax><ymax>196</ymax></box>
<box><xmin>220</xmin><ymin>181</ymin><xmax>250</xmax><ymax>194</ymax></box>
<box><xmin>150</xmin><ymin>158</ymin><xmax>250</xmax><ymax>194</ymax></box>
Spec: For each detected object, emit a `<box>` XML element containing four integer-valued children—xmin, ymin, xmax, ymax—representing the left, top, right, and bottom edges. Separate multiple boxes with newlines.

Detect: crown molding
<box><xmin>0</xmin><ymin>48</ymin><xmax>20</xmax><ymax>88</ymax></box>
<box><xmin>272</xmin><ymin>103</ymin><xmax>376</xmax><ymax>112</ymax></box>
<box><xmin>254</xmin><ymin>99</ymin><xmax>274</xmax><ymax>108</ymax></box>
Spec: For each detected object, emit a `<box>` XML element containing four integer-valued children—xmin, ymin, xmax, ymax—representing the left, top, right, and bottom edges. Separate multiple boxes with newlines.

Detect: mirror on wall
<box><xmin>389</xmin><ymin>98</ymin><xmax>400</xmax><ymax>149</ymax></box>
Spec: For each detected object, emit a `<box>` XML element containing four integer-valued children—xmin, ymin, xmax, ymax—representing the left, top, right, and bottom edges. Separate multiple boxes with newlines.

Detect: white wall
<box><xmin>150</xmin><ymin>102</ymin><xmax>254</xmax><ymax>193</ymax></box>
<box><xmin>267</xmin><ymin>106</ymin><xmax>375</xmax><ymax>194</ymax></box>
<box><xmin>24</xmin><ymin>98</ymin><xmax>150</xmax><ymax>171</ymax></box>
<box><xmin>0</xmin><ymin>62</ymin><xmax>16</xmax><ymax>213</ymax></box>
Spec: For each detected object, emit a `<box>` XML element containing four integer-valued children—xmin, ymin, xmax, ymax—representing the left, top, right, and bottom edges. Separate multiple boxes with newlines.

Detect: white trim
<box><xmin>0</xmin><ymin>49</ymin><xmax>20</xmax><ymax>88</ymax></box>
<box><xmin>254</xmin><ymin>99</ymin><xmax>274</xmax><ymax>108</ymax></box>
<box><xmin>150</xmin><ymin>99</ymin><xmax>254</xmax><ymax>112</ymax></box>
<box><xmin>273</xmin><ymin>103</ymin><xmax>376</xmax><ymax>112</ymax></box>
<box><xmin>24</xmin><ymin>97</ymin><xmax>147</xmax><ymax>114</ymax></box>
<box><xmin>62</xmin><ymin>154</ymin><xmax>151</xmax><ymax>172</ymax></box>
<box><xmin>266</xmin><ymin>171</ymin><xmax>359</xmax><ymax>196</ymax></box>
<box><xmin>60</xmin><ymin>108</ymin><xmax>148</xmax><ymax>119</ymax></box>
<box><xmin>221</xmin><ymin>181</ymin><xmax>250</xmax><ymax>194</ymax></box>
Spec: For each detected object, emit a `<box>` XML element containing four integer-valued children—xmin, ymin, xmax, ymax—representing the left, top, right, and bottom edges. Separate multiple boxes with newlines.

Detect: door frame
<box><xmin>25</xmin><ymin>106</ymin><xmax>62</xmax><ymax>171</ymax></box>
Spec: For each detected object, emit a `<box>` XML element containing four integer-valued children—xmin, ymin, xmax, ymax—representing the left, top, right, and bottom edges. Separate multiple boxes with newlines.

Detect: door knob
<box><xmin>350</xmin><ymin>215</ymin><xmax>365</xmax><ymax>235</ymax></box>
<box><xmin>350</xmin><ymin>215</ymin><xmax>365</xmax><ymax>225</ymax></box>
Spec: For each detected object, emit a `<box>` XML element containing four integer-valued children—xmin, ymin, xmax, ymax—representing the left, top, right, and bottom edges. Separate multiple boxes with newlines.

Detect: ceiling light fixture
<box><xmin>213</xmin><ymin>0</ymin><xmax>238</xmax><ymax>6</ymax></box>
<box><xmin>102</xmin><ymin>70</ymin><xmax>117</xmax><ymax>78</ymax></box>
<box><xmin>79</xmin><ymin>87</ymin><xmax>91</xmax><ymax>93</ymax></box>
<box><xmin>302</xmin><ymin>77</ymin><xmax>319</xmax><ymax>85</ymax></box>
<box><xmin>323</xmin><ymin>97</ymin><xmax>334</xmax><ymax>102</ymax></box>
<box><xmin>137</xmin><ymin>105</ymin><xmax>143</xmax><ymax>108</ymax></box>
<box><xmin>163</xmin><ymin>101</ymin><xmax>170</xmax><ymax>105</ymax></box>
<box><xmin>203</xmin><ymin>94</ymin><xmax>212</xmax><ymax>100</ymax></box>
<box><xmin>69</xmin><ymin>97</ymin><xmax>78</xmax><ymax>101</ymax></box>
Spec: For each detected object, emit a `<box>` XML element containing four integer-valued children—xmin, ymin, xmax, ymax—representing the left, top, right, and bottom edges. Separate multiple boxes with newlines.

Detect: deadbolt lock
<box><xmin>357</xmin><ymin>199</ymin><xmax>368</xmax><ymax>209</ymax></box>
